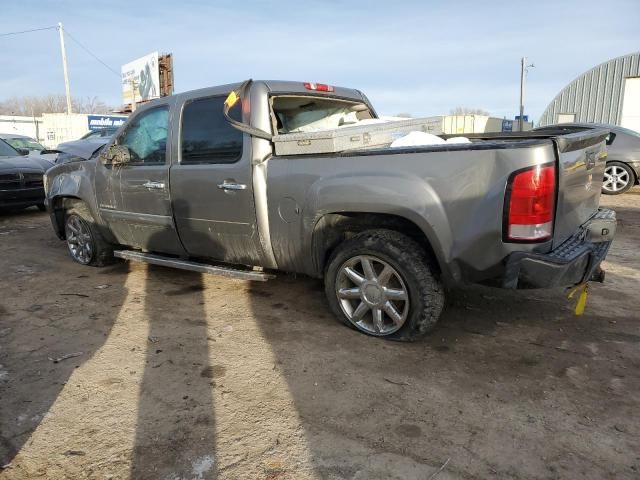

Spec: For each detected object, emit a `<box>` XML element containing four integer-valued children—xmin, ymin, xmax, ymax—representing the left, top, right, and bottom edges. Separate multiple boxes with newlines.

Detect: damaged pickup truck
<box><xmin>44</xmin><ymin>80</ymin><xmax>616</xmax><ymax>340</ymax></box>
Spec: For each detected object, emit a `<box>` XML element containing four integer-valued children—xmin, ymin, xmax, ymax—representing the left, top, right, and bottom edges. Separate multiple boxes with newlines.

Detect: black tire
<box><xmin>36</xmin><ymin>203</ymin><xmax>46</xmax><ymax>212</ymax></box>
<box><xmin>324</xmin><ymin>229</ymin><xmax>444</xmax><ymax>341</ymax></box>
<box><xmin>64</xmin><ymin>202</ymin><xmax>114</xmax><ymax>267</ymax></box>
<box><xmin>602</xmin><ymin>161</ymin><xmax>635</xmax><ymax>195</ymax></box>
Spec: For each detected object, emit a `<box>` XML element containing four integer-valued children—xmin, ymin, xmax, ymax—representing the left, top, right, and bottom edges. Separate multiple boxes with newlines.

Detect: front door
<box><xmin>95</xmin><ymin>103</ymin><xmax>184</xmax><ymax>255</ymax></box>
<box><xmin>170</xmin><ymin>94</ymin><xmax>264</xmax><ymax>266</ymax></box>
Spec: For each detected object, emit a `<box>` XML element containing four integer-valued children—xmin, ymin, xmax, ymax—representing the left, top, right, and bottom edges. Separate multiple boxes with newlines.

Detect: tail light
<box><xmin>504</xmin><ymin>164</ymin><xmax>556</xmax><ymax>242</ymax></box>
<box><xmin>303</xmin><ymin>82</ymin><xmax>335</xmax><ymax>92</ymax></box>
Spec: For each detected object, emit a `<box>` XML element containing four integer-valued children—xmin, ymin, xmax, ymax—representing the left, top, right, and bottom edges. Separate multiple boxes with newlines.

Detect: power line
<box><xmin>0</xmin><ymin>24</ymin><xmax>120</xmax><ymax>78</ymax></box>
<box><xmin>0</xmin><ymin>25</ymin><xmax>57</xmax><ymax>37</ymax></box>
<box><xmin>62</xmin><ymin>27</ymin><xmax>120</xmax><ymax>78</ymax></box>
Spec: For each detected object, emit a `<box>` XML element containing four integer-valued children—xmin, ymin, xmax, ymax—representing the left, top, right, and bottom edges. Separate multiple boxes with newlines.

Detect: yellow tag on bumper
<box><xmin>567</xmin><ymin>283</ymin><xmax>588</xmax><ymax>316</ymax></box>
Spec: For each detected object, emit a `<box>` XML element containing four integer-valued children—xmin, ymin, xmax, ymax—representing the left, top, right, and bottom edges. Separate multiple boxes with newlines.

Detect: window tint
<box><xmin>181</xmin><ymin>96</ymin><xmax>243</xmax><ymax>164</ymax></box>
<box><xmin>117</xmin><ymin>106</ymin><xmax>169</xmax><ymax>164</ymax></box>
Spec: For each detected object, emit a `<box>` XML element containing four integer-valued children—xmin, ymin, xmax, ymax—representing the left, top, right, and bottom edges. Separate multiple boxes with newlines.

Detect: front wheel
<box><xmin>64</xmin><ymin>203</ymin><xmax>114</xmax><ymax>266</ymax></box>
<box><xmin>324</xmin><ymin>230</ymin><xmax>444</xmax><ymax>341</ymax></box>
<box><xmin>602</xmin><ymin>161</ymin><xmax>635</xmax><ymax>195</ymax></box>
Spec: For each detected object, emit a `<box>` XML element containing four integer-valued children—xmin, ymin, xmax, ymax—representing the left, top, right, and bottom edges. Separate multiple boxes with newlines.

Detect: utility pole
<box><xmin>58</xmin><ymin>22</ymin><xmax>72</xmax><ymax>115</ymax></box>
<box><xmin>519</xmin><ymin>56</ymin><xmax>534</xmax><ymax>132</ymax></box>
<box><xmin>130</xmin><ymin>78</ymin><xmax>138</xmax><ymax>112</ymax></box>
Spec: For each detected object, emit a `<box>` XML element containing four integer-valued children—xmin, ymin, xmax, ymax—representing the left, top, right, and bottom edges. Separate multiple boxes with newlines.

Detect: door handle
<box><xmin>141</xmin><ymin>181</ymin><xmax>165</xmax><ymax>190</ymax></box>
<box><xmin>217</xmin><ymin>181</ymin><xmax>247</xmax><ymax>191</ymax></box>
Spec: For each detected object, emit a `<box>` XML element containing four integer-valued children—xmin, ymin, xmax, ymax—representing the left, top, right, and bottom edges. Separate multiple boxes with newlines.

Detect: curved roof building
<box><xmin>538</xmin><ymin>52</ymin><xmax>640</xmax><ymax>132</ymax></box>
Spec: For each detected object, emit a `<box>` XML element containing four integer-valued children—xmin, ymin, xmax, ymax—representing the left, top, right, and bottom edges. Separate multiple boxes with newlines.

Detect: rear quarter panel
<box><xmin>266</xmin><ymin>141</ymin><xmax>558</xmax><ymax>284</ymax></box>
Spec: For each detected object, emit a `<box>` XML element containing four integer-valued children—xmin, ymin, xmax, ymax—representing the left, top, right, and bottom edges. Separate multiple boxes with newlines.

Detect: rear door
<box><xmin>169</xmin><ymin>94</ymin><xmax>264</xmax><ymax>266</ymax></box>
<box><xmin>552</xmin><ymin>129</ymin><xmax>609</xmax><ymax>247</ymax></box>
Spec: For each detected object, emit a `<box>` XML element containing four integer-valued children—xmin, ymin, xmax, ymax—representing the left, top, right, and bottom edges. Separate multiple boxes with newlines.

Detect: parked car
<box><xmin>55</xmin><ymin>136</ymin><xmax>112</xmax><ymax>165</ymax></box>
<box><xmin>44</xmin><ymin>80</ymin><xmax>616</xmax><ymax>340</ymax></box>
<box><xmin>0</xmin><ymin>138</ymin><xmax>52</xmax><ymax>211</ymax></box>
<box><xmin>0</xmin><ymin>133</ymin><xmax>58</xmax><ymax>163</ymax></box>
<box><xmin>534</xmin><ymin>123</ymin><xmax>640</xmax><ymax>195</ymax></box>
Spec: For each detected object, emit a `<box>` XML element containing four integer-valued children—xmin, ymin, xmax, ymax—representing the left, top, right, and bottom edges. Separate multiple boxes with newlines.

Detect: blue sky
<box><xmin>3</xmin><ymin>0</ymin><xmax>639</xmax><ymax>121</ymax></box>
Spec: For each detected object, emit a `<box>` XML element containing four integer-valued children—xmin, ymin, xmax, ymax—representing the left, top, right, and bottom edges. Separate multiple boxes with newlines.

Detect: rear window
<box><xmin>271</xmin><ymin>96</ymin><xmax>374</xmax><ymax>134</ymax></box>
<box><xmin>181</xmin><ymin>96</ymin><xmax>243</xmax><ymax>164</ymax></box>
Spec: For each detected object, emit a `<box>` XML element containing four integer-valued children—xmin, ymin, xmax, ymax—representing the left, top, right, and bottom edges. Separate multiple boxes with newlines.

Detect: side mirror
<box><xmin>16</xmin><ymin>148</ymin><xmax>30</xmax><ymax>156</ymax></box>
<box><xmin>104</xmin><ymin>144</ymin><xmax>131</xmax><ymax>166</ymax></box>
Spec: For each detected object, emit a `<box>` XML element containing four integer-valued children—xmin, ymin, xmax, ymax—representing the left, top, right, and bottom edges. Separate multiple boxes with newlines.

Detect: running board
<box><xmin>113</xmin><ymin>250</ymin><xmax>275</xmax><ymax>281</ymax></box>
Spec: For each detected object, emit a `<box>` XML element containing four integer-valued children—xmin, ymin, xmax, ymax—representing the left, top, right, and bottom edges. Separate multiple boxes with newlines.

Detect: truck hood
<box><xmin>0</xmin><ymin>155</ymin><xmax>51</xmax><ymax>172</ymax></box>
<box><xmin>56</xmin><ymin>139</ymin><xmax>109</xmax><ymax>160</ymax></box>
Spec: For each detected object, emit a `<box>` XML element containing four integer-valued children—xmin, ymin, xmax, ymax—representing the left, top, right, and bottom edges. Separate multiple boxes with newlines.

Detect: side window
<box><xmin>117</xmin><ymin>106</ymin><xmax>169</xmax><ymax>165</ymax></box>
<box><xmin>181</xmin><ymin>96</ymin><xmax>243</xmax><ymax>164</ymax></box>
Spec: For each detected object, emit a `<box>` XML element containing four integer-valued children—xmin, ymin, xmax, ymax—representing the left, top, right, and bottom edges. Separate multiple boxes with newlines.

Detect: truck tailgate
<box><xmin>552</xmin><ymin>129</ymin><xmax>609</xmax><ymax>248</ymax></box>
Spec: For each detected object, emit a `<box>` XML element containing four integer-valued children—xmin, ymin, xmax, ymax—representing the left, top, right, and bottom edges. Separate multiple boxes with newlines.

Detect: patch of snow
<box><xmin>191</xmin><ymin>455</ymin><xmax>215</xmax><ymax>480</ymax></box>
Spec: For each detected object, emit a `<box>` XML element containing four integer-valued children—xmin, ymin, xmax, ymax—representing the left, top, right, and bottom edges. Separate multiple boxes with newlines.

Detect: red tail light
<box><xmin>303</xmin><ymin>82</ymin><xmax>335</xmax><ymax>92</ymax></box>
<box><xmin>504</xmin><ymin>164</ymin><xmax>556</xmax><ymax>242</ymax></box>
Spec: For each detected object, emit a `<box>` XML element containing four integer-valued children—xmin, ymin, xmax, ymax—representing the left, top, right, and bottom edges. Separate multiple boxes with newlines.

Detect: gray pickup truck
<box><xmin>44</xmin><ymin>80</ymin><xmax>616</xmax><ymax>341</ymax></box>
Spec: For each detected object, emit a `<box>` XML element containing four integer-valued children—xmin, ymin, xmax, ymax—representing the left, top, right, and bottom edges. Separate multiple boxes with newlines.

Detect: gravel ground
<box><xmin>0</xmin><ymin>189</ymin><xmax>638</xmax><ymax>480</ymax></box>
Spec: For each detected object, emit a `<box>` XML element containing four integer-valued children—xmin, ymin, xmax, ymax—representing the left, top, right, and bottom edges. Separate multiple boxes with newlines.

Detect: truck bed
<box><xmin>267</xmin><ymin>128</ymin><xmax>609</xmax><ymax>282</ymax></box>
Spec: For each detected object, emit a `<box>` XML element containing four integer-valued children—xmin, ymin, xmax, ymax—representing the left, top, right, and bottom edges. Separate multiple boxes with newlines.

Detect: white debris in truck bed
<box><xmin>390</xmin><ymin>131</ymin><xmax>470</xmax><ymax>148</ymax></box>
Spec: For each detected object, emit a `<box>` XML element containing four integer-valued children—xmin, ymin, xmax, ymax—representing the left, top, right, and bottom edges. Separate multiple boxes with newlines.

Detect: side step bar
<box><xmin>113</xmin><ymin>250</ymin><xmax>275</xmax><ymax>282</ymax></box>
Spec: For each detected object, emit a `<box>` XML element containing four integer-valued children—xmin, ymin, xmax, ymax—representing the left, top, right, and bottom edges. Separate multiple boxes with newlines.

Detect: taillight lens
<box><xmin>303</xmin><ymin>82</ymin><xmax>335</xmax><ymax>92</ymax></box>
<box><xmin>505</xmin><ymin>164</ymin><xmax>556</xmax><ymax>242</ymax></box>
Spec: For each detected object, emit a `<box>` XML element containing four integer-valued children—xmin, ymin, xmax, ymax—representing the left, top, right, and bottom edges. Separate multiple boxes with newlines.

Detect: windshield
<box><xmin>0</xmin><ymin>139</ymin><xmax>20</xmax><ymax>157</ymax></box>
<box><xmin>272</xmin><ymin>96</ymin><xmax>374</xmax><ymax>134</ymax></box>
<box><xmin>5</xmin><ymin>137</ymin><xmax>45</xmax><ymax>151</ymax></box>
<box><xmin>81</xmin><ymin>128</ymin><xmax>117</xmax><ymax>140</ymax></box>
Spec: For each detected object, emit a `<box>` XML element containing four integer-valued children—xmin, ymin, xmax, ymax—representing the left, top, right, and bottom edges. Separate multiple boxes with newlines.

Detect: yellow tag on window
<box><xmin>225</xmin><ymin>91</ymin><xmax>239</xmax><ymax>109</ymax></box>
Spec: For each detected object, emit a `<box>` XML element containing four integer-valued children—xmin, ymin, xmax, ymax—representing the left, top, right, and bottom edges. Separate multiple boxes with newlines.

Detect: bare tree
<box><xmin>449</xmin><ymin>107</ymin><xmax>491</xmax><ymax>116</ymax></box>
<box><xmin>0</xmin><ymin>95</ymin><xmax>116</xmax><ymax>116</ymax></box>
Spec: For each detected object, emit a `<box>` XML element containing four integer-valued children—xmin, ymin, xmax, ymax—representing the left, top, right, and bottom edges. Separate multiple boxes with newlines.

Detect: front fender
<box><xmin>45</xmin><ymin>161</ymin><xmax>101</xmax><ymax>238</ymax></box>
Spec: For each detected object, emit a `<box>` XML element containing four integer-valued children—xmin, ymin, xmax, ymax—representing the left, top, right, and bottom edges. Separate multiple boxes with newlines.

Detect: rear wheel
<box><xmin>325</xmin><ymin>230</ymin><xmax>444</xmax><ymax>341</ymax></box>
<box><xmin>602</xmin><ymin>161</ymin><xmax>635</xmax><ymax>195</ymax></box>
<box><xmin>64</xmin><ymin>203</ymin><xmax>114</xmax><ymax>266</ymax></box>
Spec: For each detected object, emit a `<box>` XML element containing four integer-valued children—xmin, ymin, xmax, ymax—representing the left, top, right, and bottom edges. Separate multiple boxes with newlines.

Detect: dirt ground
<box><xmin>1</xmin><ymin>190</ymin><xmax>639</xmax><ymax>480</ymax></box>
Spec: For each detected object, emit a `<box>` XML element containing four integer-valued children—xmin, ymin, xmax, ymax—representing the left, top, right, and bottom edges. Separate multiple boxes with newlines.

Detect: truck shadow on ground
<box><xmin>130</xmin><ymin>264</ymin><xmax>217</xmax><ymax>479</ymax></box>
<box><xmin>246</xmin><ymin>272</ymin><xmax>638</xmax><ymax>478</ymax></box>
<box><xmin>0</xmin><ymin>214</ymin><xmax>130</xmax><ymax>468</ymax></box>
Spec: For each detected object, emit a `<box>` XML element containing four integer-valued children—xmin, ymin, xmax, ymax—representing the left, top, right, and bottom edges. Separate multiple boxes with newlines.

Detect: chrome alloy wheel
<box><xmin>65</xmin><ymin>214</ymin><xmax>94</xmax><ymax>264</ymax></box>
<box><xmin>335</xmin><ymin>255</ymin><xmax>409</xmax><ymax>336</ymax></box>
<box><xmin>603</xmin><ymin>165</ymin><xmax>630</xmax><ymax>193</ymax></box>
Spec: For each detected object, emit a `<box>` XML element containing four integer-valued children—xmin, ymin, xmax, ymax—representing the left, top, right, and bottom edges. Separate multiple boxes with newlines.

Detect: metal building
<box><xmin>538</xmin><ymin>52</ymin><xmax>640</xmax><ymax>132</ymax></box>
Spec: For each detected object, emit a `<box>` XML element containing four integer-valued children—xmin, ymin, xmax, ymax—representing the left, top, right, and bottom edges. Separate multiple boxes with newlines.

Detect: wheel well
<box><xmin>51</xmin><ymin>196</ymin><xmax>83</xmax><ymax>239</ymax></box>
<box><xmin>312</xmin><ymin>212</ymin><xmax>441</xmax><ymax>276</ymax></box>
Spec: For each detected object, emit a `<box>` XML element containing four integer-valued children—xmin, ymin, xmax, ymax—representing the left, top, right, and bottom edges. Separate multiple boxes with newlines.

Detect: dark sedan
<box><xmin>534</xmin><ymin>123</ymin><xmax>640</xmax><ymax>195</ymax></box>
<box><xmin>0</xmin><ymin>139</ymin><xmax>53</xmax><ymax>211</ymax></box>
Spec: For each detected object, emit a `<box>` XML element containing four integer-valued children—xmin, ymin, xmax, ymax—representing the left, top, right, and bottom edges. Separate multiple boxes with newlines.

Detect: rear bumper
<box><xmin>502</xmin><ymin>208</ymin><xmax>616</xmax><ymax>289</ymax></box>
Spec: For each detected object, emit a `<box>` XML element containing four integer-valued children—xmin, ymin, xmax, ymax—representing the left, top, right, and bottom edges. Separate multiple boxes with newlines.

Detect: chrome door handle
<box><xmin>217</xmin><ymin>181</ymin><xmax>247</xmax><ymax>191</ymax></box>
<box><xmin>142</xmin><ymin>181</ymin><xmax>165</xmax><ymax>190</ymax></box>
